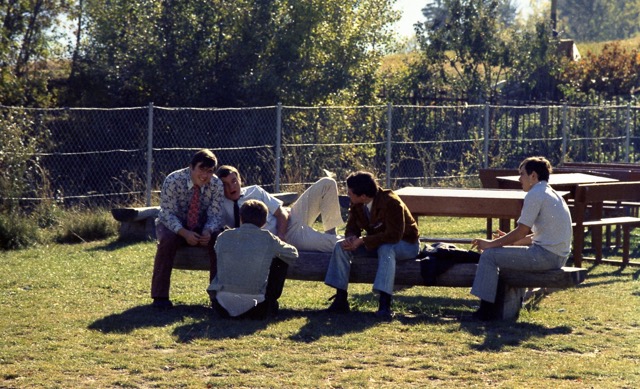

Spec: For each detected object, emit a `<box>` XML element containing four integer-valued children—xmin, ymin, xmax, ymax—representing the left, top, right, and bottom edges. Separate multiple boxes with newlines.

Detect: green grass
<box><xmin>1</xmin><ymin>217</ymin><xmax>639</xmax><ymax>388</ymax></box>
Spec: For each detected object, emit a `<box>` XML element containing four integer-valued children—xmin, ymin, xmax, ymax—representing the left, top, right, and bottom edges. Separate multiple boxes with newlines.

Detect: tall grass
<box><xmin>1</xmin><ymin>216</ymin><xmax>639</xmax><ymax>387</ymax></box>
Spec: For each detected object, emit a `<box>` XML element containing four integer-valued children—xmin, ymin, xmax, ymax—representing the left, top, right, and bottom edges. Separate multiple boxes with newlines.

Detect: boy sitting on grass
<box><xmin>207</xmin><ymin>199</ymin><xmax>299</xmax><ymax>319</ymax></box>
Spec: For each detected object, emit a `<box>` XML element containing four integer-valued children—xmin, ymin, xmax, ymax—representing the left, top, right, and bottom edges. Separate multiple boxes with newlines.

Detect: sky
<box><xmin>393</xmin><ymin>0</ymin><xmax>535</xmax><ymax>38</ymax></box>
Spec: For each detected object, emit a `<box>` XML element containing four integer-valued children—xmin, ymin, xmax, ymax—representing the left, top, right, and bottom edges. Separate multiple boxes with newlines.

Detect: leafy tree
<box><xmin>559</xmin><ymin>42</ymin><xmax>640</xmax><ymax>101</ymax></box>
<box><xmin>413</xmin><ymin>0</ymin><xmax>518</xmax><ymax>103</ymax></box>
<box><xmin>0</xmin><ymin>0</ymin><xmax>70</xmax><ymax>107</ymax></box>
<box><xmin>557</xmin><ymin>0</ymin><xmax>640</xmax><ymax>42</ymax></box>
<box><xmin>65</xmin><ymin>0</ymin><xmax>399</xmax><ymax>107</ymax></box>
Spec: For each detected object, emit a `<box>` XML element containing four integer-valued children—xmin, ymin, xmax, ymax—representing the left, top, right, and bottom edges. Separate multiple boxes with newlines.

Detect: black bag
<box><xmin>418</xmin><ymin>242</ymin><xmax>480</xmax><ymax>286</ymax></box>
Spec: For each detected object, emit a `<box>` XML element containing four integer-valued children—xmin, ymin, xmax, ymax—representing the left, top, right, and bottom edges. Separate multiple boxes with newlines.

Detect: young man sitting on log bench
<box><xmin>324</xmin><ymin>171</ymin><xmax>420</xmax><ymax>320</ymax></box>
<box><xmin>151</xmin><ymin>149</ymin><xmax>225</xmax><ymax>309</ymax></box>
<box><xmin>471</xmin><ymin>156</ymin><xmax>573</xmax><ymax>321</ymax></box>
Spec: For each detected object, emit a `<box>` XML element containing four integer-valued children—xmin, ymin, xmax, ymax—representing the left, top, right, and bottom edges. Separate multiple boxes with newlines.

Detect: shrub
<box><xmin>55</xmin><ymin>209</ymin><xmax>118</xmax><ymax>244</ymax></box>
<box><xmin>0</xmin><ymin>213</ymin><xmax>41</xmax><ymax>250</ymax></box>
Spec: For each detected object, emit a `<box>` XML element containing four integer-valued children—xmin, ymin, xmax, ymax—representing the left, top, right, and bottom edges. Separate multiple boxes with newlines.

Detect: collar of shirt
<box><xmin>365</xmin><ymin>200</ymin><xmax>373</xmax><ymax>212</ymax></box>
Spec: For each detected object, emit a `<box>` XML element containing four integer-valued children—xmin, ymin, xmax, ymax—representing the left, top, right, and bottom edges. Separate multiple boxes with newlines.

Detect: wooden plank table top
<box><xmin>496</xmin><ymin>173</ymin><xmax>618</xmax><ymax>195</ymax></box>
<box><xmin>396</xmin><ymin>187</ymin><xmax>528</xmax><ymax>220</ymax></box>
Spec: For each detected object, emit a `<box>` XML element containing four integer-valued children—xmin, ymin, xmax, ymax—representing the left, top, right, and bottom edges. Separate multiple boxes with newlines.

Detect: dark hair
<box><xmin>519</xmin><ymin>156</ymin><xmax>552</xmax><ymax>181</ymax></box>
<box><xmin>346</xmin><ymin>171</ymin><xmax>379</xmax><ymax>197</ymax></box>
<box><xmin>190</xmin><ymin>149</ymin><xmax>218</xmax><ymax>169</ymax></box>
<box><xmin>240</xmin><ymin>199</ymin><xmax>268</xmax><ymax>227</ymax></box>
<box><xmin>216</xmin><ymin>165</ymin><xmax>240</xmax><ymax>179</ymax></box>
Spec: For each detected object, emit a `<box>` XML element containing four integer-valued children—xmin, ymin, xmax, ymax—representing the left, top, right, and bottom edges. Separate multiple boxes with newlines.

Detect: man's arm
<box><xmin>472</xmin><ymin>223</ymin><xmax>532</xmax><ymax>251</ymax></box>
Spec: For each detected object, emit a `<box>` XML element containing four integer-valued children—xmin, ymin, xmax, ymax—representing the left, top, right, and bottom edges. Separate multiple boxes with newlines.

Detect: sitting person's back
<box><xmin>208</xmin><ymin>199</ymin><xmax>298</xmax><ymax>319</ymax></box>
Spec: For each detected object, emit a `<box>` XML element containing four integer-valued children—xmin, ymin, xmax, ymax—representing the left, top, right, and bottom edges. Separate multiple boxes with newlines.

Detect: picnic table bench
<box><xmin>572</xmin><ymin>181</ymin><xmax>640</xmax><ymax>267</ymax></box>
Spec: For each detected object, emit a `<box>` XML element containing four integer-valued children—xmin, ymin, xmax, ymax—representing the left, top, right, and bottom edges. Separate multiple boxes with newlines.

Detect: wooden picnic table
<box><xmin>496</xmin><ymin>172</ymin><xmax>618</xmax><ymax>197</ymax></box>
<box><xmin>396</xmin><ymin>187</ymin><xmax>529</xmax><ymax>239</ymax></box>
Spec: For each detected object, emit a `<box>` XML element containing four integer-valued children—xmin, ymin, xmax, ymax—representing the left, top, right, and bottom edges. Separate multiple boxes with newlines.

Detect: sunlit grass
<box><xmin>1</xmin><ymin>220</ymin><xmax>639</xmax><ymax>387</ymax></box>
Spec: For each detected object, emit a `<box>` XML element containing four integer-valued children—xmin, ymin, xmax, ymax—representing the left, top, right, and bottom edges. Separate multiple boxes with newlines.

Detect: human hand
<box><xmin>492</xmin><ymin>229</ymin><xmax>506</xmax><ymax>239</ymax></box>
<box><xmin>198</xmin><ymin>230</ymin><xmax>211</xmax><ymax>246</ymax></box>
<box><xmin>340</xmin><ymin>236</ymin><xmax>362</xmax><ymax>251</ymax></box>
<box><xmin>470</xmin><ymin>238</ymin><xmax>492</xmax><ymax>252</ymax></box>
<box><xmin>184</xmin><ymin>230</ymin><xmax>201</xmax><ymax>246</ymax></box>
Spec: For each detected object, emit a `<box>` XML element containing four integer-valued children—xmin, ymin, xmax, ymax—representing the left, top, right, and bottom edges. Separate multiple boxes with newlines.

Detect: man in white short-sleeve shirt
<box><xmin>470</xmin><ymin>156</ymin><xmax>572</xmax><ymax>320</ymax></box>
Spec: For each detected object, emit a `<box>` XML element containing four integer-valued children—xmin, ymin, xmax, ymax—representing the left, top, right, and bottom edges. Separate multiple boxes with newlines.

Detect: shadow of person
<box><xmin>88</xmin><ymin>303</ymin><xmax>212</xmax><ymax>334</ymax></box>
<box><xmin>460</xmin><ymin>320</ymin><xmax>573</xmax><ymax>351</ymax></box>
<box><xmin>172</xmin><ymin>316</ymin><xmax>272</xmax><ymax>343</ymax></box>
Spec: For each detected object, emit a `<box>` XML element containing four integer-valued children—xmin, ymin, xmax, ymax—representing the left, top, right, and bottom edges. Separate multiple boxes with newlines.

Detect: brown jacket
<box><xmin>345</xmin><ymin>188</ymin><xmax>419</xmax><ymax>250</ymax></box>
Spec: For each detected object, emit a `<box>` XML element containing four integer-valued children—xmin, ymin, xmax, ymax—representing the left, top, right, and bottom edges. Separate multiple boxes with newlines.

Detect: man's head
<box><xmin>240</xmin><ymin>199</ymin><xmax>268</xmax><ymax>227</ymax></box>
<box><xmin>518</xmin><ymin>156</ymin><xmax>552</xmax><ymax>191</ymax></box>
<box><xmin>346</xmin><ymin>171</ymin><xmax>379</xmax><ymax>204</ymax></box>
<box><xmin>216</xmin><ymin>165</ymin><xmax>242</xmax><ymax>201</ymax></box>
<box><xmin>189</xmin><ymin>149</ymin><xmax>217</xmax><ymax>187</ymax></box>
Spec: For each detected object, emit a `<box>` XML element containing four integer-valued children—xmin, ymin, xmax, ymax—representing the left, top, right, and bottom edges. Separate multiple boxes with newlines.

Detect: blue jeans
<box><xmin>471</xmin><ymin>244</ymin><xmax>568</xmax><ymax>303</ymax></box>
<box><xmin>324</xmin><ymin>239</ymin><xmax>420</xmax><ymax>295</ymax></box>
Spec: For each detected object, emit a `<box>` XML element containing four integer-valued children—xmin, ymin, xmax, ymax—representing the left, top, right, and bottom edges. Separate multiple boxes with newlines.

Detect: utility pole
<box><xmin>551</xmin><ymin>0</ymin><xmax>558</xmax><ymax>37</ymax></box>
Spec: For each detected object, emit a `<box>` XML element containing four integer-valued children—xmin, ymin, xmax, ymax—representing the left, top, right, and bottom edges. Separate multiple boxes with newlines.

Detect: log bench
<box><xmin>172</xmin><ymin>246</ymin><xmax>586</xmax><ymax>321</ymax></box>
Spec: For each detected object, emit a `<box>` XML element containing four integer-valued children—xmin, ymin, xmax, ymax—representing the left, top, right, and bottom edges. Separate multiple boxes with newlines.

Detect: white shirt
<box><xmin>221</xmin><ymin>185</ymin><xmax>283</xmax><ymax>234</ymax></box>
<box><xmin>518</xmin><ymin>181</ymin><xmax>572</xmax><ymax>257</ymax></box>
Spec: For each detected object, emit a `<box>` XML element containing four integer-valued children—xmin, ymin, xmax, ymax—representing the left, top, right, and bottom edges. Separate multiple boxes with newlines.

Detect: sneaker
<box><xmin>325</xmin><ymin>295</ymin><xmax>350</xmax><ymax>314</ymax></box>
<box><xmin>152</xmin><ymin>298</ymin><xmax>173</xmax><ymax>310</ymax></box>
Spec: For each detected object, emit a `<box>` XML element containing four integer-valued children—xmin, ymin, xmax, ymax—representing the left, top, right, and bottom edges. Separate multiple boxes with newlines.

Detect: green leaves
<box><xmin>70</xmin><ymin>0</ymin><xmax>399</xmax><ymax>107</ymax></box>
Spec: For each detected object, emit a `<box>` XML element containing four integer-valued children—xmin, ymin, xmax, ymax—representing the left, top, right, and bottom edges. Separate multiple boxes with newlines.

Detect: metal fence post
<box><xmin>483</xmin><ymin>103</ymin><xmax>489</xmax><ymax>168</ymax></box>
<box><xmin>275</xmin><ymin>102</ymin><xmax>282</xmax><ymax>193</ymax></box>
<box><xmin>386</xmin><ymin>102</ymin><xmax>392</xmax><ymax>188</ymax></box>
<box><xmin>146</xmin><ymin>102</ymin><xmax>154</xmax><ymax>206</ymax></box>
<box><xmin>625</xmin><ymin>102</ymin><xmax>631</xmax><ymax>163</ymax></box>
<box><xmin>561</xmin><ymin>103</ymin><xmax>568</xmax><ymax>164</ymax></box>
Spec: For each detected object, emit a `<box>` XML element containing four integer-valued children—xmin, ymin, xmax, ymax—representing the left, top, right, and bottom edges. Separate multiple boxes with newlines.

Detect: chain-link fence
<box><xmin>1</xmin><ymin>103</ymin><xmax>638</xmax><ymax>208</ymax></box>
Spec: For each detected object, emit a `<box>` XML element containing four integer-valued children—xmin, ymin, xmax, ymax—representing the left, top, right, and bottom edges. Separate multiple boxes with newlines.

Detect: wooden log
<box><xmin>173</xmin><ymin>247</ymin><xmax>587</xmax><ymax>288</ymax></box>
<box><xmin>111</xmin><ymin>207</ymin><xmax>160</xmax><ymax>222</ymax></box>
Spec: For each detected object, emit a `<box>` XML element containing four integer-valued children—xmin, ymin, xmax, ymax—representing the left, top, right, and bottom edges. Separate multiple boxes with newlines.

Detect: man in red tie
<box><xmin>151</xmin><ymin>149</ymin><xmax>225</xmax><ymax>309</ymax></box>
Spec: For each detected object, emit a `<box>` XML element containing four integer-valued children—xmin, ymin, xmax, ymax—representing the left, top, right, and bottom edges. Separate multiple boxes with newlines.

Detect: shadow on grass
<box><xmin>461</xmin><ymin>321</ymin><xmax>573</xmax><ymax>351</ymax></box>
<box><xmin>89</xmin><ymin>294</ymin><xmax>575</xmax><ymax>349</ymax></box>
<box><xmin>88</xmin><ymin>303</ymin><xmax>213</xmax><ymax>334</ymax></box>
<box><xmin>85</xmin><ymin>239</ymin><xmax>144</xmax><ymax>252</ymax></box>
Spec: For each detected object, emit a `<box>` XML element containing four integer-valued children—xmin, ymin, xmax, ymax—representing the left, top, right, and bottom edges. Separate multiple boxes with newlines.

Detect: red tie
<box><xmin>187</xmin><ymin>185</ymin><xmax>200</xmax><ymax>230</ymax></box>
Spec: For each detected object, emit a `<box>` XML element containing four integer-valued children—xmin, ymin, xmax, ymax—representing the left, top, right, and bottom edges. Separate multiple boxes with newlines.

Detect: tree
<box><xmin>559</xmin><ymin>42</ymin><xmax>640</xmax><ymax>101</ymax></box>
<box><xmin>0</xmin><ymin>0</ymin><xmax>70</xmax><ymax>107</ymax></box>
<box><xmin>65</xmin><ymin>0</ymin><xmax>400</xmax><ymax>107</ymax></box>
<box><xmin>413</xmin><ymin>0</ymin><xmax>518</xmax><ymax>103</ymax></box>
<box><xmin>557</xmin><ymin>0</ymin><xmax>640</xmax><ymax>42</ymax></box>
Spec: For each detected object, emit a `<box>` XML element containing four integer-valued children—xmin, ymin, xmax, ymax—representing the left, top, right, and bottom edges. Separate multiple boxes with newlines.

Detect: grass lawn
<box><xmin>1</xmin><ymin>217</ymin><xmax>639</xmax><ymax>388</ymax></box>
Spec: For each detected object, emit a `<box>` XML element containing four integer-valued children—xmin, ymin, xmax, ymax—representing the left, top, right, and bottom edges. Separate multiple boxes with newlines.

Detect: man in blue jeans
<box><xmin>470</xmin><ymin>156</ymin><xmax>572</xmax><ymax>320</ymax></box>
<box><xmin>324</xmin><ymin>171</ymin><xmax>420</xmax><ymax>320</ymax></box>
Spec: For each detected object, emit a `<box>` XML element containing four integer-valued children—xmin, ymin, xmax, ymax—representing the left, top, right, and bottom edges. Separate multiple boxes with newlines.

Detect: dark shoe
<box><xmin>152</xmin><ymin>298</ymin><xmax>173</xmax><ymax>310</ymax></box>
<box><xmin>267</xmin><ymin>300</ymin><xmax>280</xmax><ymax>317</ymax></box>
<box><xmin>470</xmin><ymin>300</ymin><xmax>498</xmax><ymax>321</ymax></box>
<box><xmin>375</xmin><ymin>308</ymin><xmax>393</xmax><ymax>321</ymax></box>
<box><xmin>325</xmin><ymin>294</ymin><xmax>350</xmax><ymax>314</ymax></box>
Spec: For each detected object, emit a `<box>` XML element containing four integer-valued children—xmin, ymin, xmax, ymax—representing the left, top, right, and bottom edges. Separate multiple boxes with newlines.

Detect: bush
<box><xmin>55</xmin><ymin>209</ymin><xmax>118</xmax><ymax>244</ymax></box>
<box><xmin>0</xmin><ymin>213</ymin><xmax>41</xmax><ymax>250</ymax></box>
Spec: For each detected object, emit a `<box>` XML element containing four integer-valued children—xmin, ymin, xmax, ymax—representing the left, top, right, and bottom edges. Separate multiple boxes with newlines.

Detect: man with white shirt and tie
<box><xmin>215</xmin><ymin>165</ymin><xmax>343</xmax><ymax>251</ymax></box>
<box><xmin>215</xmin><ymin>165</ymin><xmax>343</xmax><ymax>315</ymax></box>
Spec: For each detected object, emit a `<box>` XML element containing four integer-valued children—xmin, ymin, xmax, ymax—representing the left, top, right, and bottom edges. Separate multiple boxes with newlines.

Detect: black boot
<box><xmin>472</xmin><ymin>299</ymin><xmax>498</xmax><ymax>321</ymax></box>
<box><xmin>326</xmin><ymin>288</ymin><xmax>350</xmax><ymax>313</ymax></box>
<box><xmin>376</xmin><ymin>292</ymin><xmax>393</xmax><ymax>320</ymax></box>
